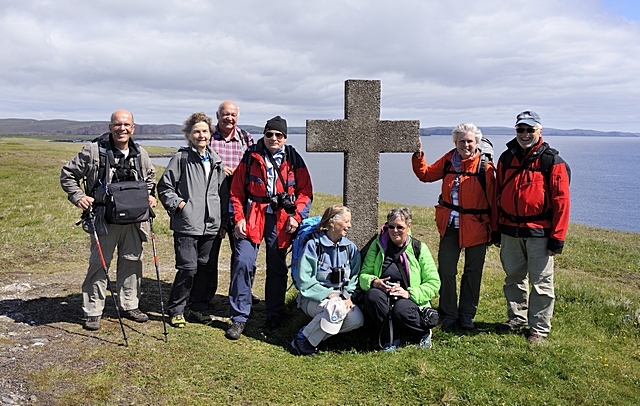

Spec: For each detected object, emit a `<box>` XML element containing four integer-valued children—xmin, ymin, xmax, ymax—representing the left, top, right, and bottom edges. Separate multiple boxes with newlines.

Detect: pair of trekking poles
<box><xmin>80</xmin><ymin>208</ymin><xmax>168</xmax><ymax>346</ymax></box>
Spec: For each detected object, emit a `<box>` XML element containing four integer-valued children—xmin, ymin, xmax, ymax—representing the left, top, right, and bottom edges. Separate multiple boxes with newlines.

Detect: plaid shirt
<box><xmin>210</xmin><ymin>125</ymin><xmax>254</xmax><ymax>170</ymax></box>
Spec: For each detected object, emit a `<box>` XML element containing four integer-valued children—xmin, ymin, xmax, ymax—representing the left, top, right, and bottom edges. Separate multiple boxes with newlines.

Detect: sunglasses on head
<box><xmin>516</xmin><ymin>127</ymin><xmax>537</xmax><ymax>134</ymax></box>
<box><xmin>387</xmin><ymin>224</ymin><xmax>405</xmax><ymax>231</ymax></box>
<box><xmin>265</xmin><ymin>131</ymin><xmax>285</xmax><ymax>139</ymax></box>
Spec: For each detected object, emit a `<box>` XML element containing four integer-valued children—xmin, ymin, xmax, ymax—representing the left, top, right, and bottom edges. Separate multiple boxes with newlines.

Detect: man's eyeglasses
<box><xmin>265</xmin><ymin>131</ymin><xmax>285</xmax><ymax>139</ymax></box>
<box><xmin>387</xmin><ymin>224</ymin><xmax>405</xmax><ymax>231</ymax></box>
<box><xmin>516</xmin><ymin>127</ymin><xmax>537</xmax><ymax>134</ymax></box>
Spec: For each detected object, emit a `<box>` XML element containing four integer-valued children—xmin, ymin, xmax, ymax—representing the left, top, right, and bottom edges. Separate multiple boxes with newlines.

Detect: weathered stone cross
<box><xmin>306</xmin><ymin>79</ymin><xmax>420</xmax><ymax>248</ymax></box>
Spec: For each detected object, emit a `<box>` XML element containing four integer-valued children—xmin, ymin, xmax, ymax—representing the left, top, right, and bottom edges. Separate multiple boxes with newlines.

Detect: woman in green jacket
<box><xmin>359</xmin><ymin>207</ymin><xmax>441</xmax><ymax>350</ymax></box>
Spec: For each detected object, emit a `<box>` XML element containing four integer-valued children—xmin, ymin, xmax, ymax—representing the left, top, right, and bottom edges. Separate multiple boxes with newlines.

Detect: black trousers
<box><xmin>364</xmin><ymin>288</ymin><xmax>429</xmax><ymax>344</ymax></box>
<box><xmin>168</xmin><ymin>234</ymin><xmax>217</xmax><ymax>316</ymax></box>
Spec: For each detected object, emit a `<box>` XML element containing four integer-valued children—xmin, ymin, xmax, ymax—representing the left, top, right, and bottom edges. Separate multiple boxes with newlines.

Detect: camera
<box><xmin>275</xmin><ymin>192</ymin><xmax>297</xmax><ymax>215</ymax></box>
<box><xmin>330</xmin><ymin>267</ymin><xmax>345</xmax><ymax>284</ymax></box>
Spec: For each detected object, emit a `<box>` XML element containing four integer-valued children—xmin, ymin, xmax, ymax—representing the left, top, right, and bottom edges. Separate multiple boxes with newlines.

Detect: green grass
<box><xmin>1</xmin><ymin>139</ymin><xmax>639</xmax><ymax>405</ymax></box>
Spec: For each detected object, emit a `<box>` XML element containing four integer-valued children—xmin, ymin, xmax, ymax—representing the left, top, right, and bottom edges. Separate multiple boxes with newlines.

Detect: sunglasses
<box><xmin>387</xmin><ymin>224</ymin><xmax>406</xmax><ymax>231</ymax></box>
<box><xmin>516</xmin><ymin>127</ymin><xmax>537</xmax><ymax>134</ymax></box>
<box><xmin>265</xmin><ymin>131</ymin><xmax>285</xmax><ymax>139</ymax></box>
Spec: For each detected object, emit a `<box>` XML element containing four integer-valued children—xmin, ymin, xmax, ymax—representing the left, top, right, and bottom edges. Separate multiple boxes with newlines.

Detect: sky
<box><xmin>1</xmin><ymin>0</ymin><xmax>639</xmax><ymax>132</ymax></box>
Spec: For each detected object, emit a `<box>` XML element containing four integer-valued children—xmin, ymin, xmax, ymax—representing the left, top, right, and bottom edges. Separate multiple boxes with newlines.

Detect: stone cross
<box><xmin>306</xmin><ymin>80</ymin><xmax>420</xmax><ymax>249</ymax></box>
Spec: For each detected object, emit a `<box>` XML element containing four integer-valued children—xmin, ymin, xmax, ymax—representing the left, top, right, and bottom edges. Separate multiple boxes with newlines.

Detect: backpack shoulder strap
<box><xmin>176</xmin><ymin>147</ymin><xmax>189</xmax><ymax>189</ymax></box>
<box><xmin>95</xmin><ymin>133</ymin><xmax>113</xmax><ymax>186</ymax></box>
<box><xmin>130</xmin><ymin>141</ymin><xmax>144</xmax><ymax>181</ymax></box>
<box><xmin>239</xmin><ymin>129</ymin><xmax>251</xmax><ymax>150</ymax></box>
<box><xmin>411</xmin><ymin>237</ymin><xmax>421</xmax><ymax>261</ymax></box>
<box><xmin>360</xmin><ymin>233</ymin><xmax>378</xmax><ymax>262</ymax></box>
<box><xmin>443</xmin><ymin>159</ymin><xmax>452</xmax><ymax>174</ymax></box>
<box><xmin>477</xmin><ymin>154</ymin><xmax>487</xmax><ymax>194</ymax></box>
<box><xmin>242</xmin><ymin>144</ymin><xmax>258</xmax><ymax>191</ymax></box>
<box><xmin>539</xmin><ymin>147</ymin><xmax>558</xmax><ymax>186</ymax></box>
<box><xmin>497</xmin><ymin>149</ymin><xmax>519</xmax><ymax>196</ymax></box>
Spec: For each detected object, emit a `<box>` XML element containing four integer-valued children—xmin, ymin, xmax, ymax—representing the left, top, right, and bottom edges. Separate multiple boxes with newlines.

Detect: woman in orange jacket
<box><xmin>411</xmin><ymin>123</ymin><xmax>496</xmax><ymax>330</ymax></box>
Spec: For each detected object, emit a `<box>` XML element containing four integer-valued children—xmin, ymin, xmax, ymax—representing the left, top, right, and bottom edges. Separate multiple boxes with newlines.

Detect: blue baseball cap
<box><xmin>515</xmin><ymin>111</ymin><xmax>541</xmax><ymax>127</ymax></box>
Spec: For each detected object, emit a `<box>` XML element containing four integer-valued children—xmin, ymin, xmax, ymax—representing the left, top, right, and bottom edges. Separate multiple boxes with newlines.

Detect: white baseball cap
<box><xmin>320</xmin><ymin>297</ymin><xmax>347</xmax><ymax>334</ymax></box>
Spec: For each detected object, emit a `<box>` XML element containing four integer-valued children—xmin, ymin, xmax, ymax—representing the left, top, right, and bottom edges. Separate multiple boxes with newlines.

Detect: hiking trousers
<box><xmin>83</xmin><ymin>223</ymin><xmax>144</xmax><ymax>317</ymax></box>
<box><xmin>167</xmin><ymin>233</ymin><xmax>217</xmax><ymax>317</ymax></box>
<box><xmin>437</xmin><ymin>225</ymin><xmax>486</xmax><ymax>321</ymax></box>
<box><xmin>364</xmin><ymin>288</ymin><xmax>428</xmax><ymax>344</ymax></box>
<box><xmin>229</xmin><ymin>213</ymin><xmax>288</xmax><ymax>323</ymax></box>
<box><xmin>500</xmin><ymin>234</ymin><xmax>555</xmax><ymax>336</ymax></box>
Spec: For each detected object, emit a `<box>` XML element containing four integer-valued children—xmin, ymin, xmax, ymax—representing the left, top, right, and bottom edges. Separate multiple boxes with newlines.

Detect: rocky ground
<box><xmin>1</xmin><ymin>282</ymin><xmax>52</xmax><ymax>405</ymax></box>
<box><xmin>0</xmin><ymin>273</ymin><xmax>169</xmax><ymax>406</ymax></box>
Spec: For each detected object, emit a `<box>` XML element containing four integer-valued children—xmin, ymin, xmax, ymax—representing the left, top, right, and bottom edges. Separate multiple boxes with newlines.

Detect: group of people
<box><xmin>412</xmin><ymin>111</ymin><xmax>570</xmax><ymax>345</ymax></box>
<box><xmin>60</xmin><ymin>106</ymin><xmax>569</xmax><ymax>353</ymax></box>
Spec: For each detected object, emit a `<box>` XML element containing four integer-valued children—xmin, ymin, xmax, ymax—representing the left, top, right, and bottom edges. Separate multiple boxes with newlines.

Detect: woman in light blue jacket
<box><xmin>291</xmin><ymin>205</ymin><xmax>364</xmax><ymax>356</ymax></box>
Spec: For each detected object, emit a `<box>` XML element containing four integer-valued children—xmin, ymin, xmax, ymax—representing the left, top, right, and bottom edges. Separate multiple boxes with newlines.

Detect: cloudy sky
<box><xmin>1</xmin><ymin>0</ymin><xmax>639</xmax><ymax>131</ymax></box>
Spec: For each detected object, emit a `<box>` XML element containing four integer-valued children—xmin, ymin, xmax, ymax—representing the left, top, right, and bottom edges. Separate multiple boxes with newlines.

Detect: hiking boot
<box><xmin>527</xmin><ymin>333</ymin><xmax>547</xmax><ymax>345</ymax></box>
<box><xmin>185</xmin><ymin>309</ymin><xmax>212</xmax><ymax>324</ymax></box>
<box><xmin>496</xmin><ymin>319</ymin><xmax>525</xmax><ymax>333</ymax></box>
<box><xmin>84</xmin><ymin>315</ymin><xmax>101</xmax><ymax>331</ymax></box>
<box><xmin>290</xmin><ymin>328</ymin><xmax>317</xmax><ymax>356</ymax></box>
<box><xmin>440</xmin><ymin>317</ymin><xmax>458</xmax><ymax>330</ymax></box>
<box><xmin>459</xmin><ymin>316</ymin><xmax>475</xmax><ymax>330</ymax></box>
<box><xmin>265</xmin><ymin>315</ymin><xmax>283</xmax><ymax>331</ymax></box>
<box><xmin>252</xmin><ymin>294</ymin><xmax>261</xmax><ymax>305</ymax></box>
<box><xmin>225</xmin><ymin>321</ymin><xmax>246</xmax><ymax>340</ymax></box>
<box><xmin>125</xmin><ymin>308</ymin><xmax>149</xmax><ymax>323</ymax></box>
<box><xmin>417</xmin><ymin>330</ymin><xmax>433</xmax><ymax>349</ymax></box>
<box><xmin>170</xmin><ymin>315</ymin><xmax>186</xmax><ymax>328</ymax></box>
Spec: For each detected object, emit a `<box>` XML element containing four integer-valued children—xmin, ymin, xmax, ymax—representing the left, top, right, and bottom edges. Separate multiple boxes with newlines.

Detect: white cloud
<box><xmin>0</xmin><ymin>0</ymin><xmax>639</xmax><ymax>131</ymax></box>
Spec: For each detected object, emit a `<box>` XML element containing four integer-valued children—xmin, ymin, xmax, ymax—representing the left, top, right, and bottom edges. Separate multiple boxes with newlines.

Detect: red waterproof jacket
<box><xmin>230</xmin><ymin>141</ymin><xmax>313</xmax><ymax>249</ymax></box>
<box><xmin>412</xmin><ymin>149</ymin><xmax>496</xmax><ymax>248</ymax></box>
<box><xmin>495</xmin><ymin>137</ymin><xmax>570</xmax><ymax>253</ymax></box>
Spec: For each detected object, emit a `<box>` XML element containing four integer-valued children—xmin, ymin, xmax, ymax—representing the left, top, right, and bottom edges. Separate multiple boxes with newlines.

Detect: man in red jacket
<box><xmin>226</xmin><ymin>116</ymin><xmax>313</xmax><ymax>340</ymax></box>
<box><xmin>495</xmin><ymin>111</ymin><xmax>570</xmax><ymax>345</ymax></box>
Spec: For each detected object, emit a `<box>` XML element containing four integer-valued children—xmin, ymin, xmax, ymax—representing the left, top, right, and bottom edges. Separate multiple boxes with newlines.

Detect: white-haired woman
<box><xmin>411</xmin><ymin>123</ymin><xmax>497</xmax><ymax>330</ymax></box>
<box><xmin>291</xmin><ymin>205</ymin><xmax>364</xmax><ymax>356</ymax></box>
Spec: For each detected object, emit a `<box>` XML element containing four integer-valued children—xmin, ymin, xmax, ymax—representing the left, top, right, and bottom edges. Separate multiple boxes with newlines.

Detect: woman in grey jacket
<box><xmin>291</xmin><ymin>205</ymin><xmax>364</xmax><ymax>356</ymax></box>
<box><xmin>158</xmin><ymin>112</ymin><xmax>227</xmax><ymax>328</ymax></box>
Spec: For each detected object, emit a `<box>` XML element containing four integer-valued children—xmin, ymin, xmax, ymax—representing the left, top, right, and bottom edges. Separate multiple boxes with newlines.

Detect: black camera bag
<box><xmin>105</xmin><ymin>181</ymin><xmax>150</xmax><ymax>224</ymax></box>
<box><xmin>419</xmin><ymin>307</ymin><xmax>439</xmax><ymax>329</ymax></box>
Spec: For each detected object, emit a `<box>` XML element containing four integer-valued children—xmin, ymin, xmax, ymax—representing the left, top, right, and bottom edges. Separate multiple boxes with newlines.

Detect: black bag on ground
<box><xmin>419</xmin><ymin>307</ymin><xmax>439</xmax><ymax>329</ymax></box>
<box><xmin>105</xmin><ymin>181</ymin><xmax>150</xmax><ymax>224</ymax></box>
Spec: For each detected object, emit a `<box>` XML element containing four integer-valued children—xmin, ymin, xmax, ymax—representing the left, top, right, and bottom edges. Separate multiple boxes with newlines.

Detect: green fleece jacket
<box><xmin>359</xmin><ymin>231</ymin><xmax>440</xmax><ymax>307</ymax></box>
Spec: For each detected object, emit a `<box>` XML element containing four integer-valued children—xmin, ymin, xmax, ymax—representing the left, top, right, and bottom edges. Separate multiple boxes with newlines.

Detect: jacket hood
<box><xmin>318</xmin><ymin>231</ymin><xmax>353</xmax><ymax>248</ymax></box>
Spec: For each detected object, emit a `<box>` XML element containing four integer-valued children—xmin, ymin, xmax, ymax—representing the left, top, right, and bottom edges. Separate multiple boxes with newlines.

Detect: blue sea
<box><xmin>139</xmin><ymin>134</ymin><xmax>640</xmax><ymax>234</ymax></box>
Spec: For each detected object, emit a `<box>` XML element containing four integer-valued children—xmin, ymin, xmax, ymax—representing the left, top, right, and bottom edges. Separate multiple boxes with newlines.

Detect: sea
<box><xmin>138</xmin><ymin>134</ymin><xmax>640</xmax><ymax>234</ymax></box>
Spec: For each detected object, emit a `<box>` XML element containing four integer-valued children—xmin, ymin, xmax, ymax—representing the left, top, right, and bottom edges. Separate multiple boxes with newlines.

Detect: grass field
<box><xmin>0</xmin><ymin>138</ymin><xmax>638</xmax><ymax>405</ymax></box>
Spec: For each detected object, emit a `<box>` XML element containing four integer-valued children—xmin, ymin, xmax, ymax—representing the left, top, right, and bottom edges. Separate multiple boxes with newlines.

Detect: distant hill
<box><xmin>0</xmin><ymin>118</ymin><xmax>637</xmax><ymax>137</ymax></box>
<box><xmin>422</xmin><ymin>126</ymin><xmax>640</xmax><ymax>137</ymax></box>
<box><xmin>0</xmin><ymin>118</ymin><xmax>181</xmax><ymax>136</ymax></box>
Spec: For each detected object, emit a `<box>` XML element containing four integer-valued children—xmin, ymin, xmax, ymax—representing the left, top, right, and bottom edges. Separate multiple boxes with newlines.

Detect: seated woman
<box><xmin>411</xmin><ymin>123</ymin><xmax>496</xmax><ymax>330</ymax></box>
<box><xmin>291</xmin><ymin>205</ymin><xmax>364</xmax><ymax>356</ymax></box>
<box><xmin>158</xmin><ymin>112</ymin><xmax>227</xmax><ymax>328</ymax></box>
<box><xmin>359</xmin><ymin>207</ymin><xmax>440</xmax><ymax>350</ymax></box>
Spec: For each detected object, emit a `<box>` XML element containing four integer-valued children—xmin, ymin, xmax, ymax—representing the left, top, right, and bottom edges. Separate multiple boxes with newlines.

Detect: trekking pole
<box><xmin>84</xmin><ymin>209</ymin><xmax>129</xmax><ymax>347</ymax></box>
<box><xmin>148</xmin><ymin>209</ymin><xmax>168</xmax><ymax>342</ymax></box>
